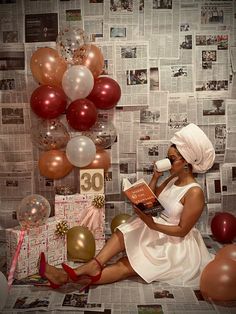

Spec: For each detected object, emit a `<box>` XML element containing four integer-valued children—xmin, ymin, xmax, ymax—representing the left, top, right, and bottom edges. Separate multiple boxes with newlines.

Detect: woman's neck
<box><xmin>174</xmin><ymin>171</ymin><xmax>195</xmax><ymax>186</ymax></box>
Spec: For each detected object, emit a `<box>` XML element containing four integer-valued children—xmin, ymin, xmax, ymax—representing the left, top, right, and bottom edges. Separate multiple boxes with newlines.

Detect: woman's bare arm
<box><xmin>134</xmin><ymin>186</ymin><xmax>205</xmax><ymax>237</ymax></box>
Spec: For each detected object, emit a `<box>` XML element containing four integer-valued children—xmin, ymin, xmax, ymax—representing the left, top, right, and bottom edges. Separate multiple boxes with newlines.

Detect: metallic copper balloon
<box><xmin>73</xmin><ymin>44</ymin><xmax>104</xmax><ymax>78</ymax></box>
<box><xmin>83</xmin><ymin>149</ymin><xmax>111</xmax><ymax>171</ymax></box>
<box><xmin>38</xmin><ymin>150</ymin><xmax>74</xmax><ymax>179</ymax></box>
<box><xmin>67</xmin><ymin>226</ymin><xmax>96</xmax><ymax>261</ymax></box>
<box><xmin>30</xmin><ymin>47</ymin><xmax>67</xmax><ymax>87</ymax></box>
<box><xmin>215</xmin><ymin>244</ymin><xmax>236</xmax><ymax>262</ymax></box>
<box><xmin>200</xmin><ymin>258</ymin><xmax>236</xmax><ymax>301</ymax></box>
<box><xmin>110</xmin><ymin>213</ymin><xmax>132</xmax><ymax>233</ymax></box>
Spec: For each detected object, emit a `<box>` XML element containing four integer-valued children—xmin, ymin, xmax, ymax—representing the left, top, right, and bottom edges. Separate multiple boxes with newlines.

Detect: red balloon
<box><xmin>30</xmin><ymin>85</ymin><xmax>67</xmax><ymax>119</ymax></box>
<box><xmin>66</xmin><ymin>99</ymin><xmax>97</xmax><ymax>131</ymax></box>
<box><xmin>88</xmin><ymin>77</ymin><xmax>121</xmax><ymax>110</ymax></box>
<box><xmin>211</xmin><ymin>212</ymin><xmax>236</xmax><ymax>243</ymax></box>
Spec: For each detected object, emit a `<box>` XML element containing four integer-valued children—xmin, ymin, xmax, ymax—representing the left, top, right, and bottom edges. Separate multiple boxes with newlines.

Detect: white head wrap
<box><xmin>170</xmin><ymin>123</ymin><xmax>215</xmax><ymax>173</ymax></box>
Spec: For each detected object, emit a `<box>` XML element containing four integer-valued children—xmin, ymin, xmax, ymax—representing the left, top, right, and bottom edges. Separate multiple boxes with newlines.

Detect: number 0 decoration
<box><xmin>79</xmin><ymin>169</ymin><xmax>104</xmax><ymax>194</ymax></box>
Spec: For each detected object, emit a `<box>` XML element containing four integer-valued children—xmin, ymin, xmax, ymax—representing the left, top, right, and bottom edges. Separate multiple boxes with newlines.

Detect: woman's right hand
<box><xmin>152</xmin><ymin>162</ymin><xmax>163</xmax><ymax>180</ymax></box>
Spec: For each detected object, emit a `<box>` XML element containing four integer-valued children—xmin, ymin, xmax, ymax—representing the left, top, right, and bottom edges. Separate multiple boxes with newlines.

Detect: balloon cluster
<box><xmin>200</xmin><ymin>212</ymin><xmax>236</xmax><ymax>302</ymax></box>
<box><xmin>29</xmin><ymin>27</ymin><xmax>121</xmax><ymax>178</ymax></box>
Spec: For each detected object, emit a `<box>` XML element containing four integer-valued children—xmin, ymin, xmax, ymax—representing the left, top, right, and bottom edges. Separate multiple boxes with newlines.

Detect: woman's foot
<box><xmin>62</xmin><ymin>257</ymin><xmax>103</xmax><ymax>291</ymax></box>
<box><xmin>74</xmin><ymin>258</ymin><xmax>102</xmax><ymax>278</ymax></box>
<box><xmin>43</xmin><ymin>263</ymin><xmax>68</xmax><ymax>286</ymax></box>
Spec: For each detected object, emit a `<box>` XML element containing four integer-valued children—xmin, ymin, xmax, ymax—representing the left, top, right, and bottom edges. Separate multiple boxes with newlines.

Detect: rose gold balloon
<box><xmin>83</xmin><ymin>149</ymin><xmax>111</xmax><ymax>171</ymax></box>
<box><xmin>38</xmin><ymin>150</ymin><xmax>74</xmax><ymax>179</ymax></box>
<box><xmin>200</xmin><ymin>258</ymin><xmax>236</xmax><ymax>301</ymax></box>
<box><xmin>215</xmin><ymin>244</ymin><xmax>236</xmax><ymax>262</ymax></box>
<box><xmin>30</xmin><ymin>47</ymin><xmax>67</xmax><ymax>87</ymax></box>
<box><xmin>73</xmin><ymin>44</ymin><xmax>104</xmax><ymax>78</ymax></box>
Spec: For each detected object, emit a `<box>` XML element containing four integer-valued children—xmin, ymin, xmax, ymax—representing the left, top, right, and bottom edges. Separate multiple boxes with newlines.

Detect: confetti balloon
<box><xmin>31</xmin><ymin>119</ymin><xmax>70</xmax><ymax>150</ymax></box>
<box><xmin>56</xmin><ymin>27</ymin><xmax>89</xmax><ymax>64</ymax></box>
<box><xmin>17</xmin><ymin>194</ymin><xmax>51</xmax><ymax>229</ymax></box>
<box><xmin>83</xmin><ymin>119</ymin><xmax>117</xmax><ymax>149</ymax></box>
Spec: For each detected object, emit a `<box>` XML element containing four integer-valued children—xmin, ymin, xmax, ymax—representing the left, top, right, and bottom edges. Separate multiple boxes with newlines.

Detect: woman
<box><xmin>38</xmin><ymin>123</ymin><xmax>215</xmax><ymax>291</ymax></box>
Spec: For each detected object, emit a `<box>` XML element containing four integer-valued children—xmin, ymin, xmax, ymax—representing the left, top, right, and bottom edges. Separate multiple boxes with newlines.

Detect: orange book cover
<box><xmin>122</xmin><ymin>178</ymin><xmax>163</xmax><ymax>216</ymax></box>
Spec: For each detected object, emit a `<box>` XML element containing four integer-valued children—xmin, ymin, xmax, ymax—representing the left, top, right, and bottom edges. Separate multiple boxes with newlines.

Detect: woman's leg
<box><xmin>42</xmin><ymin>229</ymin><xmax>126</xmax><ymax>284</ymax></box>
<box><xmin>95</xmin><ymin>256</ymin><xmax>137</xmax><ymax>285</ymax></box>
<box><xmin>73</xmin><ymin>229</ymin><xmax>126</xmax><ymax>277</ymax></box>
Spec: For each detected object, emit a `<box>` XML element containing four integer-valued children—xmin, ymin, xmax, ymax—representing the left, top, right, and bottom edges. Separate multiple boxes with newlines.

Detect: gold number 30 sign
<box><xmin>80</xmin><ymin>169</ymin><xmax>104</xmax><ymax>194</ymax></box>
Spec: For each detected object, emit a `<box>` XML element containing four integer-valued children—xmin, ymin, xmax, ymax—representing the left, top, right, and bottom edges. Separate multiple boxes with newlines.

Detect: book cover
<box><xmin>122</xmin><ymin>178</ymin><xmax>164</xmax><ymax>216</ymax></box>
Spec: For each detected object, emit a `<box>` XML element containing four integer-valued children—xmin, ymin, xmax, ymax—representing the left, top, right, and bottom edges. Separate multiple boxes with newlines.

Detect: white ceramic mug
<box><xmin>155</xmin><ymin>158</ymin><xmax>171</xmax><ymax>172</ymax></box>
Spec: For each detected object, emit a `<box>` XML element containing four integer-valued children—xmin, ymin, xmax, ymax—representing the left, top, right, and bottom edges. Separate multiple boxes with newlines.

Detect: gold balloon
<box><xmin>67</xmin><ymin>226</ymin><xmax>96</xmax><ymax>262</ymax></box>
<box><xmin>110</xmin><ymin>213</ymin><xmax>132</xmax><ymax>233</ymax></box>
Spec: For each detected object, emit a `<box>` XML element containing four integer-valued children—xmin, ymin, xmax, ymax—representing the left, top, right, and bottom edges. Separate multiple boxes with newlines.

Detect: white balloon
<box><xmin>62</xmin><ymin>65</ymin><xmax>94</xmax><ymax>101</ymax></box>
<box><xmin>66</xmin><ymin>135</ymin><xmax>96</xmax><ymax>167</ymax></box>
<box><xmin>0</xmin><ymin>272</ymin><xmax>8</xmax><ymax>311</ymax></box>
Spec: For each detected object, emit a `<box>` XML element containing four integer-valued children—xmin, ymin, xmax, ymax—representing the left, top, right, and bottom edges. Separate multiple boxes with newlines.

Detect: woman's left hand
<box><xmin>133</xmin><ymin>205</ymin><xmax>156</xmax><ymax>230</ymax></box>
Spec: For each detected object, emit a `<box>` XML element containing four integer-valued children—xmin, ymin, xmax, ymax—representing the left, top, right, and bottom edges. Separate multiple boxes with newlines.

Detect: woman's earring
<box><xmin>184</xmin><ymin>164</ymin><xmax>189</xmax><ymax>172</ymax></box>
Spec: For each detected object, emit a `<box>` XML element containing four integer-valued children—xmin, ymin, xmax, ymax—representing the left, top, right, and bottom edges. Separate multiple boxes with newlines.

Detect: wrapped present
<box><xmin>55</xmin><ymin>193</ymin><xmax>105</xmax><ymax>251</ymax></box>
<box><xmin>6</xmin><ymin>217</ymin><xmax>67</xmax><ymax>280</ymax></box>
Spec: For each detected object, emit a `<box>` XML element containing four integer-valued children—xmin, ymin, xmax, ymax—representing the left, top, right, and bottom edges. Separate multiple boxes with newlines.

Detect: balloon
<box><xmin>66</xmin><ymin>99</ymin><xmax>97</xmax><ymax>131</ymax></box>
<box><xmin>66</xmin><ymin>136</ymin><xmax>96</xmax><ymax>167</ymax></box>
<box><xmin>67</xmin><ymin>226</ymin><xmax>96</xmax><ymax>261</ymax></box>
<box><xmin>73</xmin><ymin>44</ymin><xmax>104</xmax><ymax>78</ymax></box>
<box><xmin>62</xmin><ymin>65</ymin><xmax>94</xmax><ymax>101</ymax></box>
<box><xmin>30</xmin><ymin>47</ymin><xmax>67</xmax><ymax>87</ymax></box>
<box><xmin>200</xmin><ymin>258</ymin><xmax>236</xmax><ymax>301</ymax></box>
<box><xmin>38</xmin><ymin>150</ymin><xmax>74</xmax><ymax>179</ymax></box>
<box><xmin>0</xmin><ymin>272</ymin><xmax>8</xmax><ymax>311</ymax></box>
<box><xmin>30</xmin><ymin>85</ymin><xmax>67</xmax><ymax>119</ymax></box>
<box><xmin>88</xmin><ymin>76</ymin><xmax>121</xmax><ymax>110</ymax></box>
<box><xmin>215</xmin><ymin>244</ymin><xmax>236</xmax><ymax>262</ymax></box>
<box><xmin>211</xmin><ymin>212</ymin><xmax>236</xmax><ymax>243</ymax></box>
<box><xmin>110</xmin><ymin>213</ymin><xmax>132</xmax><ymax>233</ymax></box>
<box><xmin>31</xmin><ymin>119</ymin><xmax>70</xmax><ymax>150</ymax></box>
<box><xmin>56</xmin><ymin>27</ymin><xmax>88</xmax><ymax>64</ymax></box>
<box><xmin>17</xmin><ymin>194</ymin><xmax>51</xmax><ymax>229</ymax></box>
<box><xmin>83</xmin><ymin>119</ymin><xmax>117</xmax><ymax>149</ymax></box>
<box><xmin>84</xmin><ymin>149</ymin><xmax>111</xmax><ymax>171</ymax></box>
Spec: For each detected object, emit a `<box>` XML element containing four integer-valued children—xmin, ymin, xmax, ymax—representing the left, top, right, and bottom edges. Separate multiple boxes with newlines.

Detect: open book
<box><xmin>122</xmin><ymin>178</ymin><xmax>164</xmax><ymax>217</ymax></box>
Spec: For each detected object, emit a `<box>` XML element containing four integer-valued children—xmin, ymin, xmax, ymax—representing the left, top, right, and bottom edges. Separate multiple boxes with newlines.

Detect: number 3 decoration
<box><xmin>80</xmin><ymin>169</ymin><xmax>104</xmax><ymax>194</ymax></box>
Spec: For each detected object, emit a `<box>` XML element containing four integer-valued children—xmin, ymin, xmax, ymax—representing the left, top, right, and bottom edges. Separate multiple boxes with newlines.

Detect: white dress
<box><xmin>117</xmin><ymin>177</ymin><xmax>214</xmax><ymax>287</ymax></box>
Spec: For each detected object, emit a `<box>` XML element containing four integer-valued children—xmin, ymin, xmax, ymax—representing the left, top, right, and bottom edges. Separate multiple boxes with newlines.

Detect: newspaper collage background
<box><xmin>0</xmin><ymin>0</ymin><xmax>235</xmax><ymax>263</ymax></box>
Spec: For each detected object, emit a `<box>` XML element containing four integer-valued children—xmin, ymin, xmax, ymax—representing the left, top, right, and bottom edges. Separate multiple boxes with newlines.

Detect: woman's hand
<box><xmin>133</xmin><ymin>205</ymin><xmax>156</xmax><ymax>230</ymax></box>
<box><xmin>152</xmin><ymin>162</ymin><xmax>163</xmax><ymax>179</ymax></box>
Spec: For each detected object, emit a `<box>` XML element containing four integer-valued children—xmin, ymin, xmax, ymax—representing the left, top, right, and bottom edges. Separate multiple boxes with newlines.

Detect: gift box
<box><xmin>6</xmin><ymin>217</ymin><xmax>67</xmax><ymax>280</ymax></box>
<box><xmin>55</xmin><ymin>193</ymin><xmax>105</xmax><ymax>251</ymax></box>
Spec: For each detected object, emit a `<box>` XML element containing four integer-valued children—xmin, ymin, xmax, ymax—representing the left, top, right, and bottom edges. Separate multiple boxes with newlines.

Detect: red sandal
<box><xmin>35</xmin><ymin>252</ymin><xmax>64</xmax><ymax>289</ymax></box>
<box><xmin>62</xmin><ymin>257</ymin><xmax>103</xmax><ymax>292</ymax></box>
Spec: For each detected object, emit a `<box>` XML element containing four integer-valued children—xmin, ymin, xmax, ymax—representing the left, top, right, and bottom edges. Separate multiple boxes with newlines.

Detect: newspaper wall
<box><xmin>0</xmin><ymin>0</ymin><xmax>236</xmax><ymax>241</ymax></box>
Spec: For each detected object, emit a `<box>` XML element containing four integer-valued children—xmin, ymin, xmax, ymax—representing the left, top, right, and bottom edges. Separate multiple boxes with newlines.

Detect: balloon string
<box><xmin>7</xmin><ymin>229</ymin><xmax>25</xmax><ymax>289</ymax></box>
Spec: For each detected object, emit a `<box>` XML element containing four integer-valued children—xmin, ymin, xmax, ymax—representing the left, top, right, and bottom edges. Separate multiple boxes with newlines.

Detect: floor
<box><xmin>1</xmin><ymin>235</ymin><xmax>236</xmax><ymax>314</ymax></box>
